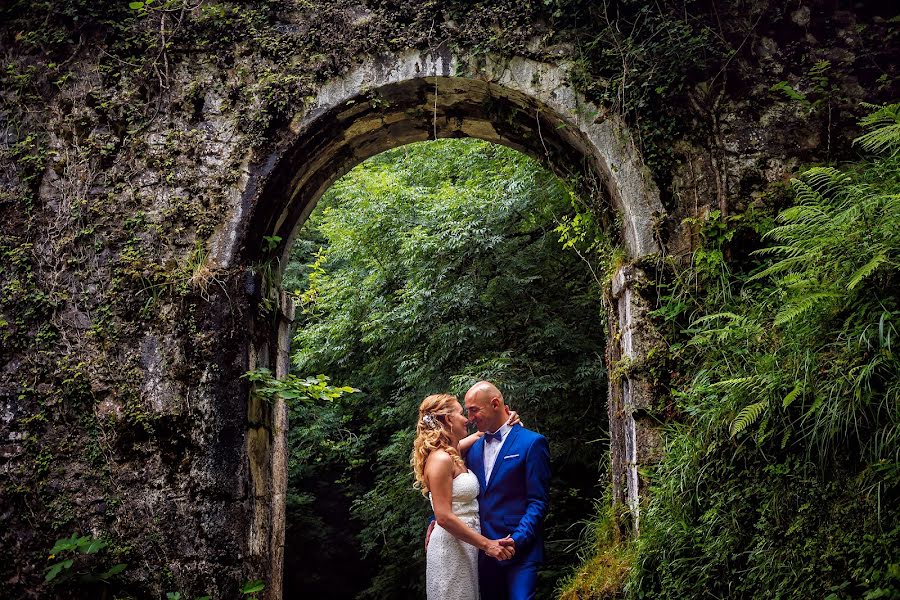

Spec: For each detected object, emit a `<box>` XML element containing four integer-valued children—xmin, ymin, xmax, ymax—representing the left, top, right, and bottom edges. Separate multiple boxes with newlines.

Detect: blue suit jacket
<box><xmin>467</xmin><ymin>425</ymin><xmax>551</xmax><ymax>564</ymax></box>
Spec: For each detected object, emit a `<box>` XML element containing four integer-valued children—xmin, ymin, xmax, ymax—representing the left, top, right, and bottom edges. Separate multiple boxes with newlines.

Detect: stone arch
<box><xmin>216</xmin><ymin>47</ymin><xmax>664</xmax><ymax>267</ymax></box>
<box><xmin>219</xmin><ymin>47</ymin><xmax>666</xmax><ymax>599</ymax></box>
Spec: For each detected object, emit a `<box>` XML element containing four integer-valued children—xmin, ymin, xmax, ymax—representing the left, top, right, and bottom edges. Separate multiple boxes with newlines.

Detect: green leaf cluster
<box><xmin>244</xmin><ymin>368</ymin><xmax>358</xmax><ymax>405</ymax></box>
<box><xmin>241</xmin><ymin>579</ymin><xmax>265</xmax><ymax>598</ymax></box>
<box><xmin>44</xmin><ymin>532</ymin><xmax>127</xmax><ymax>585</ymax></box>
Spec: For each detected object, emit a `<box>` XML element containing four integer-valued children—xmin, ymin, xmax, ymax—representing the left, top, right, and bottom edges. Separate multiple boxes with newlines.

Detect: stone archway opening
<box><xmin>280</xmin><ymin>136</ymin><xmax>613</xmax><ymax>598</ymax></box>
<box><xmin>217</xmin><ymin>46</ymin><xmax>666</xmax><ymax>599</ymax></box>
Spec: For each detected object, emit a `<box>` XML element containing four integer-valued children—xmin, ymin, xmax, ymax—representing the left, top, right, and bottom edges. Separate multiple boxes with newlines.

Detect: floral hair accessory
<box><xmin>422</xmin><ymin>414</ymin><xmax>439</xmax><ymax>429</ymax></box>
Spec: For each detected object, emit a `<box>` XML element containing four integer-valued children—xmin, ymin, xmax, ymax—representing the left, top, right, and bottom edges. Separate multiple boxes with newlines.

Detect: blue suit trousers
<box><xmin>478</xmin><ymin>554</ymin><xmax>539</xmax><ymax>600</ymax></box>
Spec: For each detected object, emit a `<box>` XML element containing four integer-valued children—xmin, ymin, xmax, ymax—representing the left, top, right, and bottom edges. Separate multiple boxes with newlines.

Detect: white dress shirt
<box><xmin>483</xmin><ymin>422</ymin><xmax>512</xmax><ymax>484</ymax></box>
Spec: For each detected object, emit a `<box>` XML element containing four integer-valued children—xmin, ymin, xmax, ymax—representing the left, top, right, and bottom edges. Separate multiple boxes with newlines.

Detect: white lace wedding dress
<box><xmin>426</xmin><ymin>470</ymin><xmax>480</xmax><ymax>600</ymax></box>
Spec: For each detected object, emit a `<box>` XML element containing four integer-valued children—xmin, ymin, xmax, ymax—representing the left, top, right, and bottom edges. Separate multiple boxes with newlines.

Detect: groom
<box><xmin>465</xmin><ymin>381</ymin><xmax>551</xmax><ymax>600</ymax></box>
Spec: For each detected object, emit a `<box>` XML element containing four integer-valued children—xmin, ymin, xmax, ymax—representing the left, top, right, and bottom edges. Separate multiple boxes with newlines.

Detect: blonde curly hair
<box><xmin>411</xmin><ymin>394</ymin><xmax>466</xmax><ymax>496</ymax></box>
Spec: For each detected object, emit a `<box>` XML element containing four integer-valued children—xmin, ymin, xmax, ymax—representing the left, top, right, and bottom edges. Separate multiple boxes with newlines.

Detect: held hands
<box><xmin>484</xmin><ymin>536</ymin><xmax>516</xmax><ymax>561</ymax></box>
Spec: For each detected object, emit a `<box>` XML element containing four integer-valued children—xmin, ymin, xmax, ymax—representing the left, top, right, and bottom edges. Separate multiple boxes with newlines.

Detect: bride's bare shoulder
<box><xmin>424</xmin><ymin>450</ymin><xmax>454</xmax><ymax>486</ymax></box>
<box><xmin>426</xmin><ymin>449</ymin><xmax>452</xmax><ymax>467</ymax></box>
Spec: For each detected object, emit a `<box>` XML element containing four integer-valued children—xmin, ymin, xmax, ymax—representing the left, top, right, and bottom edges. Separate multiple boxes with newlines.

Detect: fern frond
<box><xmin>780</xmin><ymin>427</ymin><xmax>792</xmax><ymax>449</ymax></box>
<box><xmin>782</xmin><ymin>381</ymin><xmax>803</xmax><ymax>409</ymax></box>
<box><xmin>853</xmin><ymin>123</ymin><xmax>900</xmax><ymax>155</ymax></box>
<box><xmin>688</xmin><ymin>312</ymin><xmax>764</xmax><ymax>343</ymax></box>
<box><xmin>730</xmin><ymin>400</ymin><xmax>768</xmax><ymax>436</ymax></box>
<box><xmin>774</xmin><ymin>291</ymin><xmax>842</xmax><ymax>326</ymax></box>
<box><xmin>750</xmin><ymin>244</ymin><xmax>807</xmax><ymax>259</ymax></box>
<box><xmin>784</xmin><ymin>181</ymin><xmax>821</xmax><ymax>206</ymax></box>
<box><xmin>854</xmin><ymin>102</ymin><xmax>900</xmax><ymax>156</ymax></box>
<box><xmin>802</xmin><ymin>166</ymin><xmax>851</xmax><ymax>190</ymax></box>
<box><xmin>761</xmin><ymin>223</ymin><xmax>808</xmax><ymax>244</ymax></box>
<box><xmin>829</xmin><ymin>194</ymin><xmax>872</xmax><ymax>228</ymax></box>
<box><xmin>847</xmin><ymin>254</ymin><xmax>887</xmax><ymax>289</ymax></box>
<box><xmin>711</xmin><ymin>375</ymin><xmax>766</xmax><ymax>394</ymax></box>
<box><xmin>747</xmin><ymin>256</ymin><xmax>814</xmax><ymax>282</ymax></box>
<box><xmin>780</xmin><ymin>273</ymin><xmax>815</xmax><ymax>288</ymax></box>
<box><xmin>691</xmin><ymin>312</ymin><xmax>753</xmax><ymax>327</ymax></box>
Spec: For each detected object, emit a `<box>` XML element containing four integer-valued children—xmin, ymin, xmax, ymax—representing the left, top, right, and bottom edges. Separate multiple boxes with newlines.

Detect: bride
<box><xmin>412</xmin><ymin>394</ymin><xmax>516</xmax><ymax>600</ymax></box>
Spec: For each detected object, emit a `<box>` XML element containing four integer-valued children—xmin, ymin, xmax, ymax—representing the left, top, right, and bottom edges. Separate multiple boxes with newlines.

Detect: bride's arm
<box><xmin>425</xmin><ymin>451</ymin><xmax>513</xmax><ymax>560</ymax></box>
<box><xmin>457</xmin><ymin>410</ymin><xmax>522</xmax><ymax>457</ymax></box>
<box><xmin>457</xmin><ymin>432</ymin><xmax>484</xmax><ymax>457</ymax></box>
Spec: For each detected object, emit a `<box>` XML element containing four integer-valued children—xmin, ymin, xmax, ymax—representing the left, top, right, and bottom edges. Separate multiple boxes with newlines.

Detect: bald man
<box><xmin>464</xmin><ymin>381</ymin><xmax>551</xmax><ymax>600</ymax></box>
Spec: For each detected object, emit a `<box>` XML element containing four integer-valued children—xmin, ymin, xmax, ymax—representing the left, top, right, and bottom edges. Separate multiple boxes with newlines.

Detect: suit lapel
<box><xmin>484</xmin><ymin>425</ymin><xmax>521</xmax><ymax>493</ymax></box>
<box><xmin>471</xmin><ymin>438</ymin><xmax>487</xmax><ymax>492</ymax></box>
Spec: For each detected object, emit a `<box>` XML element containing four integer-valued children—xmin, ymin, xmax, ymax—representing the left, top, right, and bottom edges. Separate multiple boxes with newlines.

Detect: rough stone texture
<box><xmin>269</xmin><ymin>293</ymin><xmax>294</xmax><ymax>593</ymax></box>
<box><xmin>0</xmin><ymin>1</ymin><xmax>895</xmax><ymax>598</ymax></box>
<box><xmin>229</xmin><ymin>47</ymin><xmax>664</xmax><ymax>270</ymax></box>
<box><xmin>607</xmin><ymin>266</ymin><xmax>666</xmax><ymax>531</ymax></box>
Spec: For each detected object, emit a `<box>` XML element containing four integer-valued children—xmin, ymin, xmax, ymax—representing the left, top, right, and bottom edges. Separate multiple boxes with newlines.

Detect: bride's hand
<box><xmin>484</xmin><ymin>538</ymin><xmax>515</xmax><ymax>561</ymax></box>
<box><xmin>505</xmin><ymin>409</ymin><xmax>522</xmax><ymax>427</ymax></box>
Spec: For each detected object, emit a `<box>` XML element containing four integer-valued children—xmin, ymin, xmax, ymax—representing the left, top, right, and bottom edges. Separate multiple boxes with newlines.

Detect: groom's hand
<box><xmin>484</xmin><ymin>538</ymin><xmax>515</xmax><ymax>561</ymax></box>
<box><xmin>496</xmin><ymin>536</ymin><xmax>516</xmax><ymax>561</ymax></box>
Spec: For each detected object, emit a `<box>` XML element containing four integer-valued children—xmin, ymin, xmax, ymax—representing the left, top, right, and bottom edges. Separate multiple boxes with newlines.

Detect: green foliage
<box><xmin>770</xmin><ymin>61</ymin><xmax>837</xmax><ymax>115</ymax></box>
<box><xmin>128</xmin><ymin>0</ymin><xmax>154</xmax><ymax>12</ymax></box>
<box><xmin>555</xmin><ymin>0</ymin><xmax>731</xmax><ymax>179</ymax></box>
<box><xmin>262</xmin><ymin>235</ymin><xmax>282</xmax><ymax>252</ymax></box>
<box><xmin>771</xmin><ymin>80</ymin><xmax>807</xmax><ymax>103</ymax></box>
<box><xmin>241</xmin><ymin>579</ymin><xmax>265</xmax><ymax>599</ymax></box>
<box><xmin>627</xmin><ymin>103</ymin><xmax>900</xmax><ymax>599</ymax></box>
<box><xmin>728</xmin><ymin>398</ymin><xmax>767</xmax><ymax>437</ymax></box>
<box><xmin>44</xmin><ymin>533</ymin><xmax>127</xmax><ymax>585</ymax></box>
<box><xmin>283</xmin><ymin>138</ymin><xmax>610</xmax><ymax>598</ymax></box>
<box><xmin>243</xmin><ymin>368</ymin><xmax>358</xmax><ymax>405</ymax></box>
<box><xmin>855</xmin><ymin>102</ymin><xmax>900</xmax><ymax>155</ymax></box>
<box><xmin>555</xmin><ymin>206</ymin><xmax>624</xmax><ymax>288</ymax></box>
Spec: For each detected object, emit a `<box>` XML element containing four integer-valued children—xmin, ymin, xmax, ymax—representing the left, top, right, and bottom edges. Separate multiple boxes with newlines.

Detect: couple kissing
<box><xmin>412</xmin><ymin>381</ymin><xmax>551</xmax><ymax>600</ymax></box>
